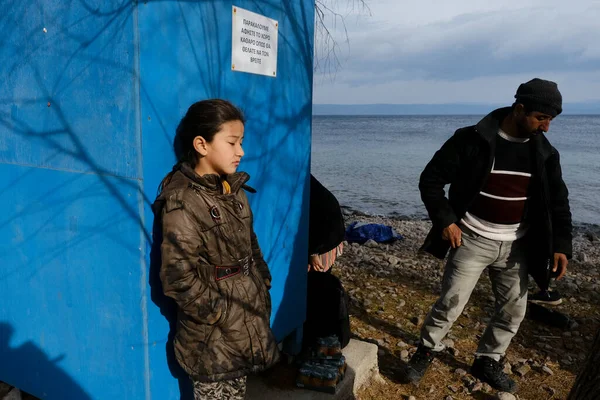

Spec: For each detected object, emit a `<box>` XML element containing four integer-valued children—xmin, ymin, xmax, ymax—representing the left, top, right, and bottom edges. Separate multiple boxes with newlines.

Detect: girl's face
<box><xmin>196</xmin><ymin>120</ymin><xmax>245</xmax><ymax>176</ymax></box>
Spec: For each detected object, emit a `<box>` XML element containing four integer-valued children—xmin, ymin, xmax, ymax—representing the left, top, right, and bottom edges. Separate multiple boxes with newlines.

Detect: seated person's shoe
<box><xmin>529</xmin><ymin>289</ymin><xmax>562</xmax><ymax>305</ymax></box>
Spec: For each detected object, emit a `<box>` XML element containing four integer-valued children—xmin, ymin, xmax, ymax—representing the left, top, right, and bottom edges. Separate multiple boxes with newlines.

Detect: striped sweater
<box><xmin>461</xmin><ymin>129</ymin><xmax>532</xmax><ymax>241</ymax></box>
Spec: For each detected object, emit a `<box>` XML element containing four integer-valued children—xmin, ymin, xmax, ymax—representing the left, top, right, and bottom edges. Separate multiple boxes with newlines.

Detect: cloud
<box><xmin>313</xmin><ymin>0</ymin><xmax>600</xmax><ymax>103</ymax></box>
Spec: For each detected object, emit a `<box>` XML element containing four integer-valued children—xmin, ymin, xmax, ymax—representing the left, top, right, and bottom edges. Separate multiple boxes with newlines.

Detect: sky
<box><xmin>312</xmin><ymin>0</ymin><xmax>600</xmax><ymax>105</ymax></box>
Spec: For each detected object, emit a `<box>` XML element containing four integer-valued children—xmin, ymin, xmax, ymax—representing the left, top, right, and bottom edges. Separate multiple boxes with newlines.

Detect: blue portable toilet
<box><xmin>0</xmin><ymin>1</ymin><xmax>314</xmax><ymax>398</ymax></box>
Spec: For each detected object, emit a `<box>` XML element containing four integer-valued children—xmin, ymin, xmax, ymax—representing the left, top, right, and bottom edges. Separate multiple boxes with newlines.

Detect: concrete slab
<box><xmin>247</xmin><ymin>339</ymin><xmax>379</xmax><ymax>400</ymax></box>
<box><xmin>2</xmin><ymin>388</ymin><xmax>21</xmax><ymax>400</ymax></box>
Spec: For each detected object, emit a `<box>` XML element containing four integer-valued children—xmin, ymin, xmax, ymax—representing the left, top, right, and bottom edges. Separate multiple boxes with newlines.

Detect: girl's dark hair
<box><xmin>158</xmin><ymin>99</ymin><xmax>245</xmax><ymax>193</ymax></box>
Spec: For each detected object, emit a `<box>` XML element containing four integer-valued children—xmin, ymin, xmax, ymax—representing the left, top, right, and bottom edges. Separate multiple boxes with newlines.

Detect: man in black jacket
<box><xmin>405</xmin><ymin>79</ymin><xmax>572</xmax><ymax>393</ymax></box>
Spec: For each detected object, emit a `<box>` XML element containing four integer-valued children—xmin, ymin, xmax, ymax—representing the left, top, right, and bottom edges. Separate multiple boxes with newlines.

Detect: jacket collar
<box><xmin>476</xmin><ymin>107</ymin><xmax>555</xmax><ymax>160</ymax></box>
<box><xmin>179</xmin><ymin>163</ymin><xmax>252</xmax><ymax>194</ymax></box>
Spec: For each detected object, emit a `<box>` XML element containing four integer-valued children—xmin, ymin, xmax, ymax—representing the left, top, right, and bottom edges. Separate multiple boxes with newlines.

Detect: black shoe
<box><xmin>529</xmin><ymin>289</ymin><xmax>562</xmax><ymax>305</ymax></box>
<box><xmin>471</xmin><ymin>356</ymin><xmax>517</xmax><ymax>393</ymax></box>
<box><xmin>404</xmin><ymin>345</ymin><xmax>436</xmax><ymax>384</ymax></box>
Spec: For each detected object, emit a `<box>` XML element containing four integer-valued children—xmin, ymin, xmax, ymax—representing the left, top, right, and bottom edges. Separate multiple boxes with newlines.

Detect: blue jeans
<box><xmin>420</xmin><ymin>225</ymin><xmax>529</xmax><ymax>361</ymax></box>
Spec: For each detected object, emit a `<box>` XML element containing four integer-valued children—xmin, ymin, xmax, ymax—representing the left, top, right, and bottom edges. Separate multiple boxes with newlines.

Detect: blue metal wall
<box><xmin>0</xmin><ymin>1</ymin><xmax>314</xmax><ymax>398</ymax></box>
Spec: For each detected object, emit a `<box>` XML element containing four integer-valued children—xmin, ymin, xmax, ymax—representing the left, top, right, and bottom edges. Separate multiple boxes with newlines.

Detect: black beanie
<box><xmin>514</xmin><ymin>78</ymin><xmax>562</xmax><ymax>117</ymax></box>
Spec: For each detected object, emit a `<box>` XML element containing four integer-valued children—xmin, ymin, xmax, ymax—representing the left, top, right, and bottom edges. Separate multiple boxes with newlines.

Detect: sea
<box><xmin>311</xmin><ymin>115</ymin><xmax>600</xmax><ymax>226</ymax></box>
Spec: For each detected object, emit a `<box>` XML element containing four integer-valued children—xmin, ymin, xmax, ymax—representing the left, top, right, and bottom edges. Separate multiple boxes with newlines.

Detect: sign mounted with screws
<box><xmin>231</xmin><ymin>6</ymin><xmax>278</xmax><ymax>77</ymax></box>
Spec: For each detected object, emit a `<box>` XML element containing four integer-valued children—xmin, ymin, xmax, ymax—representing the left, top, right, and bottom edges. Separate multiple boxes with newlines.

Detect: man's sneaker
<box><xmin>529</xmin><ymin>289</ymin><xmax>562</xmax><ymax>305</ymax></box>
<box><xmin>404</xmin><ymin>345</ymin><xmax>436</xmax><ymax>384</ymax></box>
<box><xmin>471</xmin><ymin>356</ymin><xmax>517</xmax><ymax>393</ymax></box>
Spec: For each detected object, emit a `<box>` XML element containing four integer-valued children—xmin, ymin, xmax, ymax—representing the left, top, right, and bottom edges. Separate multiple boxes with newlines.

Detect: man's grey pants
<box><xmin>421</xmin><ymin>225</ymin><xmax>529</xmax><ymax>361</ymax></box>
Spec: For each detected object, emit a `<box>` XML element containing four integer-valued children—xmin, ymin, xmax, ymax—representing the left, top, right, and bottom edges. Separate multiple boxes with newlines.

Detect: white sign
<box><xmin>231</xmin><ymin>6</ymin><xmax>278</xmax><ymax>77</ymax></box>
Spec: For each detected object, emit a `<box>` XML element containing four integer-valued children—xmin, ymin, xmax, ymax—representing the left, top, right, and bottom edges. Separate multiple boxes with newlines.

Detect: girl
<box><xmin>153</xmin><ymin>99</ymin><xmax>279</xmax><ymax>399</ymax></box>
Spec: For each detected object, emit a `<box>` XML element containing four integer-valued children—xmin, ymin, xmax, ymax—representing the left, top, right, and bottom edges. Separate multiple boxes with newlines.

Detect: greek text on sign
<box><xmin>232</xmin><ymin>6</ymin><xmax>278</xmax><ymax>77</ymax></box>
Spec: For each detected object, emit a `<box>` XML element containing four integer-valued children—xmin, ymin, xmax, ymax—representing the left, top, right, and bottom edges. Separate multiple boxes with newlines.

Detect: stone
<box><xmin>0</xmin><ymin>383</ymin><xmax>13</xmax><ymax>398</ymax></box>
<box><xmin>400</xmin><ymin>350</ymin><xmax>409</xmax><ymax>360</ymax></box>
<box><xmin>448</xmin><ymin>385</ymin><xmax>460</xmax><ymax>393</ymax></box>
<box><xmin>462</xmin><ymin>376</ymin><xmax>476</xmax><ymax>386</ymax></box>
<box><xmin>364</xmin><ymin>239</ymin><xmax>378</xmax><ymax>248</ymax></box>
<box><xmin>3</xmin><ymin>388</ymin><xmax>22</xmax><ymax>400</ymax></box>
<box><xmin>542</xmin><ymin>365</ymin><xmax>554</xmax><ymax>375</ymax></box>
<box><xmin>585</xmin><ymin>232</ymin><xmax>599</xmax><ymax>242</ymax></box>
<box><xmin>448</xmin><ymin>347</ymin><xmax>460</xmax><ymax>357</ymax></box>
<box><xmin>503</xmin><ymin>362</ymin><xmax>512</xmax><ymax>375</ymax></box>
<box><xmin>471</xmin><ymin>382</ymin><xmax>483</xmax><ymax>392</ymax></box>
<box><xmin>455</xmin><ymin>368</ymin><xmax>467</xmax><ymax>377</ymax></box>
<box><xmin>542</xmin><ymin>385</ymin><xmax>557</xmax><ymax>395</ymax></box>
<box><xmin>408</xmin><ymin>397</ymin><xmax>416</xmax><ymax>400</ymax></box>
<box><xmin>515</xmin><ymin>364</ymin><xmax>531</xmax><ymax>377</ymax></box>
<box><xmin>397</xmin><ymin>341</ymin><xmax>408</xmax><ymax>348</ymax></box>
<box><xmin>397</xmin><ymin>299</ymin><xmax>406</xmax><ymax>307</ymax></box>
<box><xmin>496</xmin><ymin>393</ymin><xmax>517</xmax><ymax>400</ymax></box>
<box><xmin>441</xmin><ymin>338</ymin><xmax>455</xmax><ymax>348</ymax></box>
<box><xmin>565</xmin><ymin>342</ymin><xmax>575</xmax><ymax>350</ymax></box>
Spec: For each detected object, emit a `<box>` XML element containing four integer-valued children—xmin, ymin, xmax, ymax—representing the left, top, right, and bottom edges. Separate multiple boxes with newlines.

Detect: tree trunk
<box><xmin>568</xmin><ymin>328</ymin><xmax>600</xmax><ymax>399</ymax></box>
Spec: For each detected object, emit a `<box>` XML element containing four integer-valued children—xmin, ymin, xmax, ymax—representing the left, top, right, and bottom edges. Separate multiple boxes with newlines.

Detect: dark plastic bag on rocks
<box><xmin>344</xmin><ymin>221</ymin><xmax>403</xmax><ymax>244</ymax></box>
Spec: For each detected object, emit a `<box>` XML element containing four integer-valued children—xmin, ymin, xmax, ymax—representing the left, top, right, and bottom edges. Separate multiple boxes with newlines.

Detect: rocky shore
<box><xmin>335</xmin><ymin>213</ymin><xmax>600</xmax><ymax>400</ymax></box>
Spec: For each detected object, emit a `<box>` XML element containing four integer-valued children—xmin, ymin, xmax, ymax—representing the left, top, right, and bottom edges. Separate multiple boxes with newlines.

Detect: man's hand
<box><xmin>442</xmin><ymin>223</ymin><xmax>463</xmax><ymax>248</ymax></box>
<box><xmin>552</xmin><ymin>253</ymin><xmax>568</xmax><ymax>280</ymax></box>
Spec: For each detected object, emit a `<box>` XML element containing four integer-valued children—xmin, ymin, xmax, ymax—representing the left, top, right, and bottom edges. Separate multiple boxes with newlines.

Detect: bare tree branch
<box><xmin>314</xmin><ymin>0</ymin><xmax>371</xmax><ymax>78</ymax></box>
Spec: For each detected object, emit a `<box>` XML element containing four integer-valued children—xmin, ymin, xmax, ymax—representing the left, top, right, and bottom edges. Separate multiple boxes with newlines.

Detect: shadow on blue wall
<box><xmin>149</xmin><ymin>218</ymin><xmax>194</xmax><ymax>400</ymax></box>
<box><xmin>0</xmin><ymin>323</ymin><xmax>91</xmax><ymax>400</ymax></box>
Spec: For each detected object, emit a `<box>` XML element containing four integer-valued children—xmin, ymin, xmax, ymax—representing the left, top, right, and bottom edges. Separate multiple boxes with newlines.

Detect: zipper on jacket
<box><xmin>538</xmin><ymin>159</ymin><xmax>553</xmax><ymax>257</ymax></box>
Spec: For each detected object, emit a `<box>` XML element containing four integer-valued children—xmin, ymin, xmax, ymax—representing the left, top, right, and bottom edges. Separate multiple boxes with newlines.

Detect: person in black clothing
<box><xmin>405</xmin><ymin>78</ymin><xmax>572</xmax><ymax>393</ymax></box>
<box><xmin>308</xmin><ymin>174</ymin><xmax>346</xmax><ymax>273</ymax></box>
<box><xmin>304</xmin><ymin>175</ymin><xmax>351</xmax><ymax>349</ymax></box>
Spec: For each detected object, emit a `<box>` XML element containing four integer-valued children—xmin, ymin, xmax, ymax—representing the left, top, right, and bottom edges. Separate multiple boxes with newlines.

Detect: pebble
<box><xmin>542</xmin><ymin>365</ymin><xmax>554</xmax><ymax>375</ymax></box>
<box><xmin>400</xmin><ymin>350</ymin><xmax>409</xmax><ymax>359</ymax></box>
<box><xmin>448</xmin><ymin>385</ymin><xmax>459</xmax><ymax>393</ymax></box>
<box><xmin>542</xmin><ymin>384</ymin><xmax>557</xmax><ymax>395</ymax></box>
<box><xmin>364</xmin><ymin>239</ymin><xmax>378</xmax><ymax>248</ymax></box>
<box><xmin>455</xmin><ymin>368</ymin><xmax>467</xmax><ymax>377</ymax></box>
<box><xmin>448</xmin><ymin>347</ymin><xmax>460</xmax><ymax>357</ymax></box>
<box><xmin>515</xmin><ymin>364</ymin><xmax>531</xmax><ymax>377</ymax></box>
<box><xmin>496</xmin><ymin>393</ymin><xmax>517</xmax><ymax>400</ymax></box>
